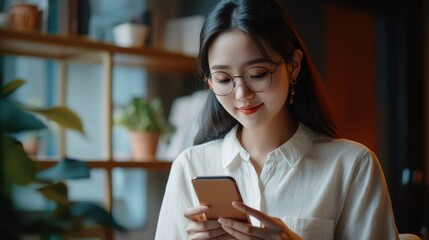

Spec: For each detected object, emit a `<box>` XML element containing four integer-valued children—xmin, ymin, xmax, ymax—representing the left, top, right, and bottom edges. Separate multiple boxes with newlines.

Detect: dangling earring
<box><xmin>289</xmin><ymin>79</ymin><xmax>297</xmax><ymax>104</ymax></box>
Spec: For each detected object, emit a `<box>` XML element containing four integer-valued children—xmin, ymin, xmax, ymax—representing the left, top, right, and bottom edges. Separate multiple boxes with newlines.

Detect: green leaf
<box><xmin>1</xmin><ymin>135</ymin><xmax>38</xmax><ymax>189</ymax></box>
<box><xmin>37</xmin><ymin>157</ymin><xmax>90</xmax><ymax>181</ymax></box>
<box><xmin>24</xmin><ymin>106</ymin><xmax>85</xmax><ymax>134</ymax></box>
<box><xmin>0</xmin><ymin>101</ymin><xmax>46</xmax><ymax>133</ymax></box>
<box><xmin>38</xmin><ymin>182</ymin><xmax>70</xmax><ymax>207</ymax></box>
<box><xmin>1</xmin><ymin>79</ymin><xmax>25</xmax><ymax>98</ymax></box>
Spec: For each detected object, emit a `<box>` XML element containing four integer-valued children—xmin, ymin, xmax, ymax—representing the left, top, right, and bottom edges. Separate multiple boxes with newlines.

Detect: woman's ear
<box><xmin>205</xmin><ymin>77</ymin><xmax>213</xmax><ymax>89</ymax></box>
<box><xmin>289</xmin><ymin>49</ymin><xmax>303</xmax><ymax>82</ymax></box>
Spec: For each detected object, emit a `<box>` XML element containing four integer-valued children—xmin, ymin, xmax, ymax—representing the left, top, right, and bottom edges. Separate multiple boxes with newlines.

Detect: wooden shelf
<box><xmin>2</xmin><ymin>26</ymin><xmax>182</xmax><ymax>217</ymax></box>
<box><xmin>0</xmin><ymin>27</ymin><xmax>196</xmax><ymax>73</ymax></box>
<box><xmin>34</xmin><ymin>159</ymin><xmax>172</xmax><ymax>171</ymax></box>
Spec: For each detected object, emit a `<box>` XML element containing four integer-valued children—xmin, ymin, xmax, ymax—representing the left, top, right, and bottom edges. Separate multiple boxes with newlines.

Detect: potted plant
<box><xmin>116</xmin><ymin>96</ymin><xmax>174</xmax><ymax>161</ymax></box>
<box><xmin>0</xmin><ymin>79</ymin><xmax>125</xmax><ymax>239</ymax></box>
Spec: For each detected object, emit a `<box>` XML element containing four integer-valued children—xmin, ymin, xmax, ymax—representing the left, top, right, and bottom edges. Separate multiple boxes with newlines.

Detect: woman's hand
<box><xmin>184</xmin><ymin>205</ymin><xmax>234</xmax><ymax>240</ymax></box>
<box><xmin>218</xmin><ymin>202</ymin><xmax>303</xmax><ymax>240</ymax></box>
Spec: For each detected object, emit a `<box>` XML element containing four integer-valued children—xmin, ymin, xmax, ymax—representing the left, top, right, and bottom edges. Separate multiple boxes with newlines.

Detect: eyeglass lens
<box><xmin>209</xmin><ymin>66</ymin><xmax>272</xmax><ymax>96</ymax></box>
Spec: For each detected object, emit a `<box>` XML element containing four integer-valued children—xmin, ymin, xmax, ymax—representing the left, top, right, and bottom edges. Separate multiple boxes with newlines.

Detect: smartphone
<box><xmin>192</xmin><ymin>176</ymin><xmax>249</xmax><ymax>223</ymax></box>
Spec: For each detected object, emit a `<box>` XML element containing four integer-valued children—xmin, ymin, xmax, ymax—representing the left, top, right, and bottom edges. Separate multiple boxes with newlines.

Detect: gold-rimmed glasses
<box><xmin>208</xmin><ymin>59</ymin><xmax>284</xmax><ymax>96</ymax></box>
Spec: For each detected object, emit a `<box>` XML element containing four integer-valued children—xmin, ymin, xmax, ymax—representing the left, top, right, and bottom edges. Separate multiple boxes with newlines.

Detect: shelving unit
<box><xmin>0</xmin><ymin>27</ymin><xmax>196</xmax><ymax>214</ymax></box>
<box><xmin>0</xmin><ymin>27</ymin><xmax>195</xmax><ymax>73</ymax></box>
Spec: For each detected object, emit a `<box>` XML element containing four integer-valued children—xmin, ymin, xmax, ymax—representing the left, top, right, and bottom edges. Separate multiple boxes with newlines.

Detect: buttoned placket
<box><xmin>260</xmin><ymin>153</ymin><xmax>276</xmax><ymax>185</ymax></box>
<box><xmin>239</xmin><ymin>150</ymin><xmax>264</xmax><ymax>226</ymax></box>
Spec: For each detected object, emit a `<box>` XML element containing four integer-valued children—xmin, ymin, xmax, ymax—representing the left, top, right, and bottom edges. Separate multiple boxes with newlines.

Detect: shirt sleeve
<box><xmin>155</xmin><ymin>151</ymin><xmax>194</xmax><ymax>240</ymax></box>
<box><xmin>335</xmin><ymin>150</ymin><xmax>399</xmax><ymax>239</ymax></box>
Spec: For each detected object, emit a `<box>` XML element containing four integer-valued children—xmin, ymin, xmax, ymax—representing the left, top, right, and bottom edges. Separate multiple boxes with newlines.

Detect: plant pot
<box><xmin>112</xmin><ymin>23</ymin><xmax>150</xmax><ymax>48</ymax></box>
<box><xmin>22</xmin><ymin>137</ymin><xmax>40</xmax><ymax>156</ymax></box>
<box><xmin>129</xmin><ymin>132</ymin><xmax>160</xmax><ymax>161</ymax></box>
<box><xmin>8</xmin><ymin>3</ymin><xmax>42</xmax><ymax>30</ymax></box>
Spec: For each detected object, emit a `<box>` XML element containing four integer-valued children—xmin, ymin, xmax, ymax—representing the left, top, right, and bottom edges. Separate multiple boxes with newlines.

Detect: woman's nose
<box><xmin>233</xmin><ymin>77</ymin><xmax>254</xmax><ymax>100</ymax></box>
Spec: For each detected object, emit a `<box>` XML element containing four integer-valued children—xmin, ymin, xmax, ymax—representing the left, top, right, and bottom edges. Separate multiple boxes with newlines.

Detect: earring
<box><xmin>289</xmin><ymin>79</ymin><xmax>297</xmax><ymax>104</ymax></box>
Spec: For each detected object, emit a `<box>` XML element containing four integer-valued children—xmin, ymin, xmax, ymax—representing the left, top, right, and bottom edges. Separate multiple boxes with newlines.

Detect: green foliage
<box><xmin>116</xmin><ymin>96</ymin><xmax>175</xmax><ymax>134</ymax></box>
<box><xmin>0</xmin><ymin>78</ymin><xmax>25</xmax><ymax>98</ymax></box>
<box><xmin>0</xmin><ymin>79</ymin><xmax>124</xmax><ymax>238</ymax></box>
<box><xmin>1</xmin><ymin>135</ymin><xmax>38</xmax><ymax>192</ymax></box>
<box><xmin>24</xmin><ymin>105</ymin><xmax>85</xmax><ymax>134</ymax></box>
<box><xmin>0</xmin><ymin>101</ymin><xmax>46</xmax><ymax>133</ymax></box>
<box><xmin>0</xmin><ymin>79</ymin><xmax>84</xmax><ymax>134</ymax></box>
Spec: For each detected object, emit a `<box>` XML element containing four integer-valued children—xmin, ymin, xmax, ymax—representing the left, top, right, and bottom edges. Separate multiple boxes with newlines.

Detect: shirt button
<box><xmin>240</xmin><ymin>151</ymin><xmax>250</xmax><ymax>160</ymax></box>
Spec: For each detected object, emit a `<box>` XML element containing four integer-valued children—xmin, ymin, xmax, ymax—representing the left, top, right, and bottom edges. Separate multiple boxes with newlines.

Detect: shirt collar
<box><xmin>222</xmin><ymin>125</ymin><xmax>244</xmax><ymax>168</ymax></box>
<box><xmin>221</xmin><ymin>123</ymin><xmax>314</xmax><ymax>169</ymax></box>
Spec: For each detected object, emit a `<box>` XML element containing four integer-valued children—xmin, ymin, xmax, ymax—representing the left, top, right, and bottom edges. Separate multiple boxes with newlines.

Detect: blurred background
<box><xmin>0</xmin><ymin>0</ymin><xmax>427</xmax><ymax>239</ymax></box>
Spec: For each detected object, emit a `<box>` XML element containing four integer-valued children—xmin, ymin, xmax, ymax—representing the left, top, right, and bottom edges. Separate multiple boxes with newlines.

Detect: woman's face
<box><xmin>207</xmin><ymin>30</ymin><xmax>298</xmax><ymax>130</ymax></box>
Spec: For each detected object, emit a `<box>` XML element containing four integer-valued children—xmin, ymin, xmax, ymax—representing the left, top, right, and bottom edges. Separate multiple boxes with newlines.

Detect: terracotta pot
<box><xmin>129</xmin><ymin>132</ymin><xmax>160</xmax><ymax>161</ymax></box>
<box><xmin>22</xmin><ymin>138</ymin><xmax>40</xmax><ymax>156</ymax></box>
<box><xmin>8</xmin><ymin>3</ymin><xmax>41</xmax><ymax>30</ymax></box>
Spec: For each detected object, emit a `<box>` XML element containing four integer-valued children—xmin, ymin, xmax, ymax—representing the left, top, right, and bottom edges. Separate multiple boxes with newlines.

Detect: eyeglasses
<box><xmin>208</xmin><ymin>59</ymin><xmax>284</xmax><ymax>96</ymax></box>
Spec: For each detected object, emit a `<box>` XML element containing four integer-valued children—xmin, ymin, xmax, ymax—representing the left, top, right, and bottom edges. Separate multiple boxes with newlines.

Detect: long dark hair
<box><xmin>194</xmin><ymin>0</ymin><xmax>340</xmax><ymax>145</ymax></box>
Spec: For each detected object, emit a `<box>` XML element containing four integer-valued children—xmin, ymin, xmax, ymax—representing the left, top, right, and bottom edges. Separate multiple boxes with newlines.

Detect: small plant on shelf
<box><xmin>115</xmin><ymin>96</ymin><xmax>174</xmax><ymax>161</ymax></box>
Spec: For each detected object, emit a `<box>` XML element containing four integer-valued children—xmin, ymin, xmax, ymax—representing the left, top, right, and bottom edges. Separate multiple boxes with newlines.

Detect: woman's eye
<box><xmin>215</xmin><ymin>78</ymin><xmax>231</xmax><ymax>84</ymax></box>
<box><xmin>249</xmin><ymin>70</ymin><xmax>269</xmax><ymax>79</ymax></box>
<box><xmin>211</xmin><ymin>73</ymin><xmax>231</xmax><ymax>84</ymax></box>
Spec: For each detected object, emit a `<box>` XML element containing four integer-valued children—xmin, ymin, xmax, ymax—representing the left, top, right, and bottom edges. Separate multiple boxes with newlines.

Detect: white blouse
<box><xmin>155</xmin><ymin>123</ymin><xmax>399</xmax><ymax>240</ymax></box>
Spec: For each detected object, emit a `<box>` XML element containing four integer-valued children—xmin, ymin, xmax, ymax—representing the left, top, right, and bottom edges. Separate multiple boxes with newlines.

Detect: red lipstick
<box><xmin>238</xmin><ymin>104</ymin><xmax>262</xmax><ymax>115</ymax></box>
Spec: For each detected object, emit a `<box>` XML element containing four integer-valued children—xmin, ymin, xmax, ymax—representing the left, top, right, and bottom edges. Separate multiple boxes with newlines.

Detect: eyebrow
<box><xmin>210</xmin><ymin>57</ymin><xmax>270</xmax><ymax>70</ymax></box>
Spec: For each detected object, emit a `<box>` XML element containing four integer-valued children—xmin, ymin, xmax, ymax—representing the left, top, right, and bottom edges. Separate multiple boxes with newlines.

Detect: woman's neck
<box><xmin>238</xmin><ymin>111</ymin><xmax>298</xmax><ymax>174</ymax></box>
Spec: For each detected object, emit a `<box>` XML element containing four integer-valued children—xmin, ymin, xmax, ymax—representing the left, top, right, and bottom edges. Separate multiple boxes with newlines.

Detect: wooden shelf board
<box><xmin>0</xmin><ymin>27</ymin><xmax>196</xmax><ymax>73</ymax></box>
<box><xmin>34</xmin><ymin>159</ymin><xmax>172</xmax><ymax>171</ymax></box>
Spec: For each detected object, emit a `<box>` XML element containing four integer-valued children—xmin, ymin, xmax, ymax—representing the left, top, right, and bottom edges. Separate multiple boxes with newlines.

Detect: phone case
<box><xmin>192</xmin><ymin>176</ymin><xmax>249</xmax><ymax>222</ymax></box>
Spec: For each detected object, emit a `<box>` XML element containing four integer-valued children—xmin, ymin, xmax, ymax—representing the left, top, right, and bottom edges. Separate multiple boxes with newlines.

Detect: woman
<box><xmin>155</xmin><ymin>0</ymin><xmax>399</xmax><ymax>239</ymax></box>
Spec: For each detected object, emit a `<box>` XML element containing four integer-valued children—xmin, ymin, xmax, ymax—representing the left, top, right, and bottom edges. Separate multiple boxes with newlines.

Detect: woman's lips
<box><xmin>238</xmin><ymin>104</ymin><xmax>262</xmax><ymax>115</ymax></box>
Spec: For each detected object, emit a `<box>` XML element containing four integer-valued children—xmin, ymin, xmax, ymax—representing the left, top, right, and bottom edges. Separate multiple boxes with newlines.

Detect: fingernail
<box><xmin>232</xmin><ymin>201</ymin><xmax>242</xmax><ymax>208</ymax></box>
<box><xmin>200</xmin><ymin>205</ymin><xmax>209</xmax><ymax>211</ymax></box>
<box><xmin>218</xmin><ymin>218</ymin><xmax>225</xmax><ymax>224</ymax></box>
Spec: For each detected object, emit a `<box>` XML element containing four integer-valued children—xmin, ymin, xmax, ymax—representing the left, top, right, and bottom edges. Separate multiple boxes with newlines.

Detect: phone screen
<box><xmin>192</xmin><ymin>176</ymin><xmax>249</xmax><ymax>222</ymax></box>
